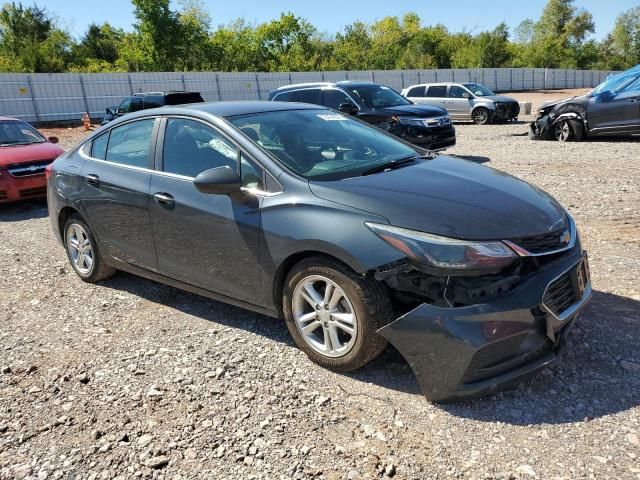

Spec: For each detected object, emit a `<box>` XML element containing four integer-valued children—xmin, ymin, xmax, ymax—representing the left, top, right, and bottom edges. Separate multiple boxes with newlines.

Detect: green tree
<box><xmin>130</xmin><ymin>0</ymin><xmax>182</xmax><ymax>71</ymax></box>
<box><xmin>610</xmin><ymin>7</ymin><xmax>640</xmax><ymax>68</ymax></box>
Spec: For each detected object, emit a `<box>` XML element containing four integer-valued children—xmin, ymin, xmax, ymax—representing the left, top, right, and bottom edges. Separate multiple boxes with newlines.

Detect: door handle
<box><xmin>153</xmin><ymin>192</ymin><xmax>175</xmax><ymax>207</ymax></box>
<box><xmin>86</xmin><ymin>174</ymin><xmax>100</xmax><ymax>187</ymax></box>
<box><xmin>630</xmin><ymin>98</ymin><xmax>639</xmax><ymax>103</ymax></box>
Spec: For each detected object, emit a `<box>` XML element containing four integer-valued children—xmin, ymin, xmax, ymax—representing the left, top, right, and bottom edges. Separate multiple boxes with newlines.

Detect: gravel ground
<box><xmin>1</xmin><ymin>90</ymin><xmax>639</xmax><ymax>479</ymax></box>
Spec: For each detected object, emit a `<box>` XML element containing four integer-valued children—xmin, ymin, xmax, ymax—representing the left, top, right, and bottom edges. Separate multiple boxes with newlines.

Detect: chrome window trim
<box><xmin>273</xmin><ymin>87</ymin><xmax>361</xmax><ymax>111</ymax></box>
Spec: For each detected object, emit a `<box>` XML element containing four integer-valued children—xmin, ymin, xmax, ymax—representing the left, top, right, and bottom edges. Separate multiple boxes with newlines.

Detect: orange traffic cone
<box><xmin>82</xmin><ymin>112</ymin><xmax>91</xmax><ymax>131</ymax></box>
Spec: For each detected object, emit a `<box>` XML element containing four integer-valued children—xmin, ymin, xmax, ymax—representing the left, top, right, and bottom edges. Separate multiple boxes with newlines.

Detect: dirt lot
<box><xmin>1</xmin><ymin>89</ymin><xmax>639</xmax><ymax>479</ymax></box>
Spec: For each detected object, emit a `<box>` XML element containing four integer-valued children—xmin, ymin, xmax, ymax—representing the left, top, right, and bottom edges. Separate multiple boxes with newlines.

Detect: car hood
<box><xmin>308</xmin><ymin>156</ymin><xmax>567</xmax><ymax>240</ymax></box>
<box><xmin>373</xmin><ymin>104</ymin><xmax>448</xmax><ymax>117</ymax></box>
<box><xmin>0</xmin><ymin>142</ymin><xmax>64</xmax><ymax>167</ymax></box>
<box><xmin>483</xmin><ymin>95</ymin><xmax>518</xmax><ymax>103</ymax></box>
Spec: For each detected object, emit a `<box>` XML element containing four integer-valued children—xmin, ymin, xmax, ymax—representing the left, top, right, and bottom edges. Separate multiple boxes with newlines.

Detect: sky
<box><xmin>42</xmin><ymin>0</ymin><xmax>638</xmax><ymax>40</ymax></box>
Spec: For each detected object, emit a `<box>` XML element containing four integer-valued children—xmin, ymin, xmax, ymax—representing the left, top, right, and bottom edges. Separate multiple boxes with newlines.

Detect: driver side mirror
<box><xmin>338</xmin><ymin>102</ymin><xmax>358</xmax><ymax>115</ymax></box>
<box><xmin>592</xmin><ymin>90</ymin><xmax>613</xmax><ymax>102</ymax></box>
<box><xmin>462</xmin><ymin>92</ymin><xmax>471</xmax><ymax>99</ymax></box>
<box><xmin>193</xmin><ymin>166</ymin><xmax>242</xmax><ymax>195</ymax></box>
<box><xmin>48</xmin><ymin>136</ymin><xmax>59</xmax><ymax>144</ymax></box>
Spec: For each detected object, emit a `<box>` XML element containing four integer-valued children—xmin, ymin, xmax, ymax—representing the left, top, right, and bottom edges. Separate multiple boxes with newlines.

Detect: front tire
<box><xmin>472</xmin><ymin>107</ymin><xmax>490</xmax><ymax>125</ymax></box>
<box><xmin>554</xmin><ymin>120</ymin><xmax>575</xmax><ymax>142</ymax></box>
<box><xmin>282</xmin><ymin>257</ymin><xmax>391</xmax><ymax>372</ymax></box>
<box><xmin>64</xmin><ymin>214</ymin><xmax>116</xmax><ymax>282</ymax></box>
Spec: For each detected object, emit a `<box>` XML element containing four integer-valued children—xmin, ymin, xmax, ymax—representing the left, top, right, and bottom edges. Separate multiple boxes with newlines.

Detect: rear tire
<box><xmin>472</xmin><ymin>107</ymin><xmax>490</xmax><ymax>125</ymax></box>
<box><xmin>64</xmin><ymin>214</ymin><xmax>116</xmax><ymax>282</ymax></box>
<box><xmin>282</xmin><ymin>257</ymin><xmax>391</xmax><ymax>372</ymax></box>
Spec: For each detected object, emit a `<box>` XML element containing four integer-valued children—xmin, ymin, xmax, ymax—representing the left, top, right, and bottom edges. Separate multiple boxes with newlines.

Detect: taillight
<box><xmin>45</xmin><ymin>162</ymin><xmax>53</xmax><ymax>180</ymax></box>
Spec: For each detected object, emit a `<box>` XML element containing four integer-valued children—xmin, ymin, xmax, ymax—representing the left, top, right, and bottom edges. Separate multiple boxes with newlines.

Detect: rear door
<box><xmin>294</xmin><ymin>89</ymin><xmax>322</xmax><ymax>106</ymax></box>
<box><xmin>80</xmin><ymin>117</ymin><xmax>159</xmax><ymax>270</ymax></box>
<box><xmin>404</xmin><ymin>85</ymin><xmax>426</xmax><ymax>104</ymax></box>
<box><xmin>423</xmin><ymin>85</ymin><xmax>449</xmax><ymax>111</ymax></box>
<box><xmin>446</xmin><ymin>85</ymin><xmax>473</xmax><ymax>120</ymax></box>
<box><xmin>148</xmin><ymin>116</ymin><xmax>262</xmax><ymax>303</ymax></box>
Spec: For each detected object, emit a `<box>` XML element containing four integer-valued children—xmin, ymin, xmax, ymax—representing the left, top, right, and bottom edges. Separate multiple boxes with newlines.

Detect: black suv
<box><xmin>269</xmin><ymin>81</ymin><xmax>456</xmax><ymax>151</ymax></box>
<box><xmin>101</xmin><ymin>91</ymin><xmax>204</xmax><ymax>125</ymax></box>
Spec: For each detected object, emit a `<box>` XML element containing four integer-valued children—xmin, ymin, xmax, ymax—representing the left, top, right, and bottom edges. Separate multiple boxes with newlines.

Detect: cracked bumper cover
<box><xmin>377</xmin><ymin>248</ymin><xmax>591</xmax><ymax>402</ymax></box>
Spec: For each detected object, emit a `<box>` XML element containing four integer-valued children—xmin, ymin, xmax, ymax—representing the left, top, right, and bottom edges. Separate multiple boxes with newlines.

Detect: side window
<box><xmin>295</xmin><ymin>89</ymin><xmax>321</xmax><ymax>105</ymax></box>
<box><xmin>273</xmin><ymin>91</ymin><xmax>294</xmax><ymax>102</ymax></box>
<box><xmin>323</xmin><ymin>89</ymin><xmax>352</xmax><ymax>109</ymax></box>
<box><xmin>130</xmin><ymin>98</ymin><xmax>144</xmax><ymax>112</ymax></box>
<box><xmin>426</xmin><ymin>86</ymin><xmax>447</xmax><ymax>98</ymax></box>
<box><xmin>240</xmin><ymin>153</ymin><xmax>264</xmax><ymax>190</ymax></box>
<box><xmin>144</xmin><ymin>96</ymin><xmax>163</xmax><ymax>108</ymax></box>
<box><xmin>448</xmin><ymin>86</ymin><xmax>467</xmax><ymax>98</ymax></box>
<box><xmin>105</xmin><ymin>119</ymin><xmax>155</xmax><ymax>168</ymax></box>
<box><xmin>407</xmin><ymin>86</ymin><xmax>425</xmax><ymax>97</ymax></box>
<box><xmin>91</xmin><ymin>131</ymin><xmax>109</xmax><ymax>159</ymax></box>
<box><xmin>163</xmin><ymin>118</ymin><xmax>238</xmax><ymax>178</ymax></box>
<box><xmin>118</xmin><ymin>99</ymin><xmax>132</xmax><ymax>114</ymax></box>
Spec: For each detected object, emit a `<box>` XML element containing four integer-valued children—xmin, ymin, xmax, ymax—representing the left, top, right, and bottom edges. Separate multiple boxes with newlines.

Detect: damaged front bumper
<box><xmin>378</xmin><ymin>248</ymin><xmax>591</xmax><ymax>402</ymax></box>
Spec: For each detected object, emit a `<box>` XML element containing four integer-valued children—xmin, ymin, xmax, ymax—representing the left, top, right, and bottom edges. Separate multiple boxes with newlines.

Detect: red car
<box><xmin>0</xmin><ymin>116</ymin><xmax>64</xmax><ymax>203</ymax></box>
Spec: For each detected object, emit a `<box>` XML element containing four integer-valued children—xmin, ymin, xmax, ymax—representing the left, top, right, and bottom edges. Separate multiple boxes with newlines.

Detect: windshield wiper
<box><xmin>361</xmin><ymin>155</ymin><xmax>428</xmax><ymax>176</ymax></box>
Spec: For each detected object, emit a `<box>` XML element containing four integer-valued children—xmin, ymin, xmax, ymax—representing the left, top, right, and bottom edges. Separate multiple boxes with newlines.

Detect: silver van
<box><xmin>401</xmin><ymin>82</ymin><xmax>520</xmax><ymax>125</ymax></box>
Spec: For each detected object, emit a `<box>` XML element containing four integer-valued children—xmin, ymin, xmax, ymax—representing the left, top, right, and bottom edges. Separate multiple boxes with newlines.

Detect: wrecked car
<box><xmin>530</xmin><ymin>64</ymin><xmax>640</xmax><ymax>141</ymax></box>
<box><xmin>48</xmin><ymin>101</ymin><xmax>591</xmax><ymax>402</ymax></box>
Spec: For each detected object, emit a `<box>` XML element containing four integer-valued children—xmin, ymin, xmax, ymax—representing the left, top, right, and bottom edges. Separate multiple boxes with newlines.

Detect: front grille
<box><xmin>543</xmin><ymin>258</ymin><xmax>589</xmax><ymax>318</ymax></box>
<box><xmin>511</xmin><ymin>229</ymin><xmax>566</xmax><ymax>254</ymax></box>
<box><xmin>19</xmin><ymin>186</ymin><xmax>46</xmax><ymax>198</ymax></box>
<box><xmin>7</xmin><ymin>160</ymin><xmax>52</xmax><ymax>177</ymax></box>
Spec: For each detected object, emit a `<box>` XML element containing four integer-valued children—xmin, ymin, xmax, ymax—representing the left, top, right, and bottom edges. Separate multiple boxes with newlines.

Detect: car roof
<box><xmin>0</xmin><ymin>116</ymin><xmax>21</xmax><ymax>121</ymax></box>
<box><xmin>274</xmin><ymin>81</ymin><xmax>375</xmax><ymax>91</ymax></box>
<box><xmin>113</xmin><ymin>101</ymin><xmax>325</xmax><ymax>121</ymax></box>
<box><xmin>132</xmin><ymin>91</ymin><xmax>200</xmax><ymax>97</ymax></box>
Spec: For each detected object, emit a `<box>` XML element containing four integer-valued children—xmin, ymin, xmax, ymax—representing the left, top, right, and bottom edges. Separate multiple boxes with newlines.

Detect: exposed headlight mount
<box><xmin>366</xmin><ymin>223</ymin><xmax>518</xmax><ymax>273</ymax></box>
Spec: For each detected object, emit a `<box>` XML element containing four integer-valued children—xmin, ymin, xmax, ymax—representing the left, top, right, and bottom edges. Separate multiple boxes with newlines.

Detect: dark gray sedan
<box><xmin>47</xmin><ymin>102</ymin><xmax>591</xmax><ymax>401</ymax></box>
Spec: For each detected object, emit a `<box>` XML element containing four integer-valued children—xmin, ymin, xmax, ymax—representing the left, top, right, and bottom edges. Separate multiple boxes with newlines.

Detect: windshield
<box><xmin>0</xmin><ymin>120</ymin><xmax>46</xmax><ymax>146</ymax></box>
<box><xmin>592</xmin><ymin>65</ymin><xmax>640</xmax><ymax>96</ymax></box>
<box><xmin>228</xmin><ymin>109</ymin><xmax>419</xmax><ymax>181</ymax></box>
<box><xmin>463</xmin><ymin>83</ymin><xmax>495</xmax><ymax>97</ymax></box>
<box><xmin>344</xmin><ymin>84</ymin><xmax>411</xmax><ymax>109</ymax></box>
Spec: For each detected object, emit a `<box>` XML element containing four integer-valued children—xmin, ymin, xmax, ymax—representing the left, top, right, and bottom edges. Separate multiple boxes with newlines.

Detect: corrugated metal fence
<box><xmin>0</xmin><ymin>68</ymin><xmax>617</xmax><ymax>123</ymax></box>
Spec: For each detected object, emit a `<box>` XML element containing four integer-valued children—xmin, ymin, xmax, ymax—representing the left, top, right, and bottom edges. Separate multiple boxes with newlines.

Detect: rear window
<box><xmin>426</xmin><ymin>86</ymin><xmax>447</xmax><ymax>97</ymax></box>
<box><xmin>272</xmin><ymin>91</ymin><xmax>294</xmax><ymax>102</ymax></box>
<box><xmin>165</xmin><ymin>92</ymin><xmax>204</xmax><ymax>105</ymax></box>
<box><xmin>294</xmin><ymin>89</ymin><xmax>322</xmax><ymax>105</ymax></box>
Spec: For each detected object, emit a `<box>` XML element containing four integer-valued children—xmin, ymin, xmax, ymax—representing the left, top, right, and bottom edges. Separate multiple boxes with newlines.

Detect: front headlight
<box><xmin>366</xmin><ymin>223</ymin><xmax>518</xmax><ymax>271</ymax></box>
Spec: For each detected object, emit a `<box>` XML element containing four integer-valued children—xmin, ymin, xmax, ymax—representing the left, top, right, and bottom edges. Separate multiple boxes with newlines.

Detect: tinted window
<box><xmin>165</xmin><ymin>92</ymin><xmax>204</xmax><ymax>105</ymax></box>
<box><xmin>118</xmin><ymin>99</ymin><xmax>132</xmax><ymax>113</ymax></box>
<box><xmin>105</xmin><ymin>119</ymin><xmax>155</xmax><ymax>168</ymax></box>
<box><xmin>426</xmin><ymin>86</ymin><xmax>447</xmax><ymax>98</ymax></box>
<box><xmin>163</xmin><ymin>118</ymin><xmax>237</xmax><ymax>177</ymax></box>
<box><xmin>294</xmin><ymin>89</ymin><xmax>322</xmax><ymax>105</ymax></box>
<box><xmin>407</xmin><ymin>86</ymin><xmax>425</xmax><ymax>97</ymax></box>
<box><xmin>448</xmin><ymin>86</ymin><xmax>467</xmax><ymax>98</ymax></box>
<box><xmin>91</xmin><ymin>132</ymin><xmax>109</xmax><ymax>159</ymax></box>
<box><xmin>240</xmin><ymin>153</ymin><xmax>264</xmax><ymax>190</ymax></box>
<box><xmin>273</xmin><ymin>91</ymin><xmax>294</xmax><ymax>102</ymax></box>
<box><xmin>144</xmin><ymin>96</ymin><xmax>163</xmax><ymax>108</ymax></box>
<box><xmin>323</xmin><ymin>89</ymin><xmax>352</xmax><ymax>109</ymax></box>
<box><xmin>229</xmin><ymin>109</ymin><xmax>417</xmax><ymax>181</ymax></box>
<box><xmin>130</xmin><ymin>98</ymin><xmax>144</xmax><ymax>112</ymax></box>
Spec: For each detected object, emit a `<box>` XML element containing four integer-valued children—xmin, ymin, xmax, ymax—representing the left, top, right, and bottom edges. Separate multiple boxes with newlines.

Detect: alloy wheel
<box><xmin>66</xmin><ymin>223</ymin><xmax>94</xmax><ymax>275</ymax></box>
<box><xmin>473</xmin><ymin>109</ymin><xmax>489</xmax><ymax>125</ymax></box>
<box><xmin>554</xmin><ymin>121</ymin><xmax>571</xmax><ymax>141</ymax></box>
<box><xmin>292</xmin><ymin>275</ymin><xmax>358</xmax><ymax>358</ymax></box>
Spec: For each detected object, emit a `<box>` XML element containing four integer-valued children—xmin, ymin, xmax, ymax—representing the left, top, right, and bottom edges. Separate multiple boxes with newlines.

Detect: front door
<box><xmin>149</xmin><ymin>117</ymin><xmax>262</xmax><ymax>304</ymax></box>
<box><xmin>80</xmin><ymin>117</ymin><xmax>158</xmax><ymax>270</ymax></box>
<box><xmin>588</xmin><ymin>90</ymin><xmax>640</xmax><ymax>135</ymax></box>
<box><xmin>446</xmin><ymin>85</ymin><xmax>473</xmax><ymax>120</ymax></box>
